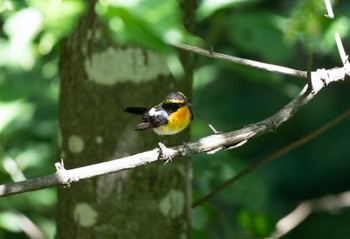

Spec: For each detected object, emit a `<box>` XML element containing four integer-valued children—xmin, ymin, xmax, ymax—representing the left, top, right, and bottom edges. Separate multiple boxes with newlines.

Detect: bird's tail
<box><xmin>124</xmin><ymin>107</ymin><xmax>149</xmax><ymax>115</ymax></box>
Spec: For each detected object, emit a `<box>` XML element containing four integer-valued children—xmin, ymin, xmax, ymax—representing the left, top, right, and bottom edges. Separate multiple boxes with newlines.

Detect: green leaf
<box><xmin>100</xmin><ymin>6</ymin><xmax>167</xmax><ymax>50</ymax></box>
<box><xmin>95</xmin><ymin>0</ymin><xmax>197</xmax><ymax>51</ymax></box>
<box><xmin>285</xmin><ymin>0</ymin><xmax>327</xmax><ymax>50</ymax></box>
<box><xmin>227</xmin><ymin>11</ymin><xmax>292</xmax><ymax>63</ymax></box>
<box><xmin>0</xmin><ymin>211</ymin><xmax>22</xmax><ymax>232</ymax></box>
<box><xmin>197</xmin><ymin>0</ymin><xmax>260</xmax><ymax>20</ymax></box>
<box><xmin>237</xmin><ymin>209</ymin><xmax>277</xmax><ymax>237</ymax></box>
<box><xmin>29</xmin><ymin>0</ymin><xmax>86</xmax><ymax>54</ymax></box>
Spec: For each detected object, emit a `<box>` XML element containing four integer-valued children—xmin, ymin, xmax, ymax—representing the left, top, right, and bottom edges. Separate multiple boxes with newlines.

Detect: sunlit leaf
<box><xmin>285</xmin><ymin>0</ymin><xmax>327</xmax><ymax>50</ymax></box>
<box><xmin>321</xmin><ymin>16</ymin><xmax>350</xmax><ymax>53</ymax></box>
<box><xmin>197</xmin><ymin>0</ymin><xmax>260</xmax><ymax>20</ymax></box>
<box><xmin>0</xmin><ymin>211</ymin><xmax>22</xmax><ymax>232</ymax></box>
<box><xmin>101</xmin><ymin>6</ymin><xmax>167</xmax><ymax>50</ymax></box>
<box><xmin>2</xmin><ymin>8</ymin><xmax>42</xmax><ymax>69</ymax></box>
<box><xmin>0</xmin><ymin>0</ymin><xmax>85</xmax><ymax>68</ymax></box>
<box><xmin>28</xmin><ymin>0</ymin><xmax>86</xmax><ymax>54</ymax></box>
<box><xmin>0</xmin><ymin>100</ymin><xmax>35</xmax><ymax>133</ymax></box>
<box><xmin>96</xmin><ymin>0</ymin><xmax>198</xmax><ymax>51</ymax></box>
<box><xmin>237</xmin><ymin>209</ymin><xmax>277</xmax><ymax>237</ymax></box>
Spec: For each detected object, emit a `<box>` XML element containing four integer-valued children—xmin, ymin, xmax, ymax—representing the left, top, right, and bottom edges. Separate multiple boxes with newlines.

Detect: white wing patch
<box><xmin>148</xmin><ymin>107</ymin><xmax>168</xmax><ymax>117</ymax></box>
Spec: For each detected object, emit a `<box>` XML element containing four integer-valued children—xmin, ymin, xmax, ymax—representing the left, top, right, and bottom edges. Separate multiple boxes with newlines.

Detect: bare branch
<box><xmin>14</xmin><ymin>210</ymin><xmax>46</xmax><ymax>239</ymax></box>
<box><xmin>191</xmin><ymin>0</ymin><xmax>350</xmax><ymax>209</ymax></box>
<box><xmin>173</xmin><ymin>42</ymin><xmax>308</xmax><ymax>79</ymax></box>
<box><xmin>307</xmin><ymin>49</ymin><xmax>314</xmax><ymax>90</ymax></box>
<box><xmin>1</xmin><ymin>36</ymin><xmax>349</xmax><ymax>198</ymax></box>
<box><xmin>324</xmin><ymin>0</ymin><xmax>334</xmax><ymax>18</ymax></box>
<box><xmin>272</xmin><ymin>191</ymin><xmax>350</xmax><ymax>238</ymax></box>
<box><xmin>335</xmin><ymin>32</ymin><xmax>349</xmax><ymax>66</ymax></box>
<box><xmin>325</xmin><ymin>0</ymin><xmax>350</xmax><ymax>70</ymax></box>
<box><xmin>192</xmin><ymin>108</ymin><xmax>350</xmax><ymax>208</ymax></box>
<box><xmin>0</xmin><ymin>149</ymin><xmax>161</xmax><ymax>197</ymax></box>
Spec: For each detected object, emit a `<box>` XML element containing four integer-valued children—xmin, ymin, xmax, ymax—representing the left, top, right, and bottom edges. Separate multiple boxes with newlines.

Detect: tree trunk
<box><xmin>56</xmin><ymin>0</ymin><xmax>194</xmax><ymax>238</ymax></box>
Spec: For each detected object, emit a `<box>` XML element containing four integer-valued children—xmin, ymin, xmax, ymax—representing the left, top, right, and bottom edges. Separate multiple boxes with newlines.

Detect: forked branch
<box><xmin>0</xmin><ymin>55</ymin><xmax>349</xmax><ymax>197</ymax></box>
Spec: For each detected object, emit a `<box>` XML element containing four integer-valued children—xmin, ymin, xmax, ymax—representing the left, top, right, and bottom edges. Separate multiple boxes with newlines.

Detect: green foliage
<box><xmin>197</xmin><ymin>0</ymin><xmax>260</xmax><ymax>20</ymax></box>
<box><xmin>285</xmin><ymin>0</ymin><xmax>326</xmax><ymax>47</ymax></box>
<box><xmin>237</xmin><ymin>209</ymin><xmax>277</xmax><ymax>237</ymax></box>
<box><xmin>96</xmin><ymin>4</ymin><xmax>167</xmax><ymax>50</ymax></box>
<box><xmin>29</xmin><ymin>0</ymin><xmax>86</xmax><ymax>54</ymax></box>
<box><xmin>1</xmin><ymin>0</ymin><xmax>350</xmax><ymax>238</ymax></box>
<box><xmin>285</xmin><ymin>0</ymin><xmax>350</xmax><ymax>53</ymax></box>
<box><xmin>96</xmin><ymin>0</ymin><xmax>198</xmax><ymax>51</ymax></box>
<box><xmin>0</xmin><ymin>0</ymin><xmax>85</xmax><ymax>69</ymax></box>
<box><xmin>227</xmin><ymin>11</ymin><xmax>292</xmax><ymax>63</ymax></box>
<box><xmin>0</xmin><ymin>1</ymin><xmax>81</xmax><ymax>238</ymax></box>
<box><xmin>0</xmin><ymin>61</ymin><xmax>58</xmax><ymax>238</ymax></box>
<box><xmin>191</xmin><ymin>1</ymin><xmax>350</xmax><ymax>239</ymax></box>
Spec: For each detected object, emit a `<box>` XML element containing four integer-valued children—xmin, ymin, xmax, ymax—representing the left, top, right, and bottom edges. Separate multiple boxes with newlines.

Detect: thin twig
<box><xmin>335</xmin><ymin>32</ymin><xmax>349</xmax><ymax>66</ymax></box>
<box><xmin>324</xmin><ymin>0</ymin><xmax>334</xmax><ymax>18</ymax></box>
<box><xmin>307</xmin><ymin>49</ymin><xmax>314</xmax><ymax>90</ymax></box>
<box><xmin>173</xmin><ymin>42</ymin><xmax>308</xmax><ymax>79</ymax></box>
<box><xmin>192</xmin><ymin>108</ymin><xmax>350</xmax><ymax>208</ymax></box>
<box><xmin>14</xmin><ymin>210</ymin><xmax>46</xmax><ymax>239</ymax></box>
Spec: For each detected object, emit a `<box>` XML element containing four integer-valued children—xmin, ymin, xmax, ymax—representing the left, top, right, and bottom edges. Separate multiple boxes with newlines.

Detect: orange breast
<box><xmin>153</xmin><ymin>106</ymin><xmax>192</xmax><ymax>135</ymax></box>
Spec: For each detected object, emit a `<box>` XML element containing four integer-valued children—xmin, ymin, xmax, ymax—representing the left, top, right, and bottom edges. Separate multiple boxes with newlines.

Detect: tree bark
<box><xmin>56</xmin><ymin>0</ymin><xmax>194</xmax><ymax>238</ymax></box>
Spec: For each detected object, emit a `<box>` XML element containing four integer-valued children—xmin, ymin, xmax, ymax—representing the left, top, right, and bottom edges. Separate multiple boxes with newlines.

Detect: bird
<box><xmin>124</xmin><ymin>92</ymin><xmax>193</xmax><ymax>136</ymax></box>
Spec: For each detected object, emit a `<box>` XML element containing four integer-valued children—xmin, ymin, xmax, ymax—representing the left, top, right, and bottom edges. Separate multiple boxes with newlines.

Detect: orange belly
<box><xmin>153</xmin><ymin>106</ymin><xmax>192</xmax><ymax>135</ymax></box>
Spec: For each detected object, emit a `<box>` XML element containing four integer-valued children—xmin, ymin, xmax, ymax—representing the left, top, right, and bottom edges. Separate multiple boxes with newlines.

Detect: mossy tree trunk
<box><xmin>56</xmin><ymin>0</ymin><xmax>194</xmax><ymax>238</ymax></box>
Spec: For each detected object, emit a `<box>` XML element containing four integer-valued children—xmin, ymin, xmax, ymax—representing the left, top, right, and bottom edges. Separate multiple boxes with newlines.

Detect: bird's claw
<box><xmin>158</xmin><ymin>142</ymin><xmax>173</xmax><ymax>164</ymax></box>
<box><xmin>181</xmin><ymin>142</ymin><xmax>192</xmax><ymax>156</ymax></box>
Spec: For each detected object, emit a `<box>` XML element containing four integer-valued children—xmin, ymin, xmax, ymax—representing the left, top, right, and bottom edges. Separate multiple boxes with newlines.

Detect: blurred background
<box><xmin>1</xmin><ymin>0</ymin><xmax>350</xmax><ymax>238</ymax></box>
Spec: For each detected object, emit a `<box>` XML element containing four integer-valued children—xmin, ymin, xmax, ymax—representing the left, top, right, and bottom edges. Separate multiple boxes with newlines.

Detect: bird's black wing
<box><xmin>124</xmin><ymin>107</ymin><xmax>149</xmax><ymax>115</ymax></box>
<box><xmin>150</xmin><ymin>112</ymin><xmax>168</xmax><ymax>128</ymax></box>
<box><xmin>134</xmin><ymin>109</ymin><xmax>168</xmax><ymax>131</ymax></box>
<box><xmin>124</xmin><ymin>107</ymin><xmax>151</xmax><ymax>130</ymax></box>
<box><xmin>134</xmin><ymin>122</ymin><xmax>152</xmax><ymax>130</ymax></box>
<box><xmin>146</xmin><ymin>106</ymin><xmax>168</xmax><ymax>128</ymax></box>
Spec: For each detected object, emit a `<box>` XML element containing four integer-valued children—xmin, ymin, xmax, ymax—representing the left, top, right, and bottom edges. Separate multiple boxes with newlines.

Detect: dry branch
<box><xmin>0</xmin><ymin>44</ymin><xmax>349</xmax><ymax>197</ymax></box>
<box><xmin>192</xmin><ymin>108</ymin><xmax>350</xmax><ymax>208</ymax></box>
<box><xmin>173</xmin><ymin>42</ymin><xmax>308</xmax><ymax>79</ymax></box>
<box><xmin>272</xmin><ymin>190</ymin><xmax>350</xmax><ymax>237</ymax></box>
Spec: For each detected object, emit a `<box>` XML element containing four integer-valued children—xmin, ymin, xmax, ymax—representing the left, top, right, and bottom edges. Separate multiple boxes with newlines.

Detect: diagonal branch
<box><xmin>192</xmin><ymin>108</ymin><xmax>350</xmax><ymax>208</ymax></box>
<box><xmin>192</xmin><ymin>0</ymin><xmax>350</xmax><ymax>210</ymax></box>
<box><xmin>272</xmin><ymin>190</ymin><xmax>350</xmax><ymax>238</ymax></box>
<box><xmin>173</xmin><ymin>42</ymin><xmax>308</xmax><ymax>79</ymax></box>
<box><xmin>0</xmin><ymin>44</ymin><xmax>349</xmax><ymax>197</ymax></box>
<box><xmin>324</xmin><ymin>0</ymin><xmax>334</xmax><ymax>18</ymax></box>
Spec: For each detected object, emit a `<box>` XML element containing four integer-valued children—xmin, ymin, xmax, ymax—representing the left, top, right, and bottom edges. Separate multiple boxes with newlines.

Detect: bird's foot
<box><xmin>180</xmin><ymin>142</ymin><xmax>192</xmax><ymax>156</ymax></box>
<box><xmin>158</xmin><ymin>142</ymin><xmax>173</xmax><ymax>164</ymax></box>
